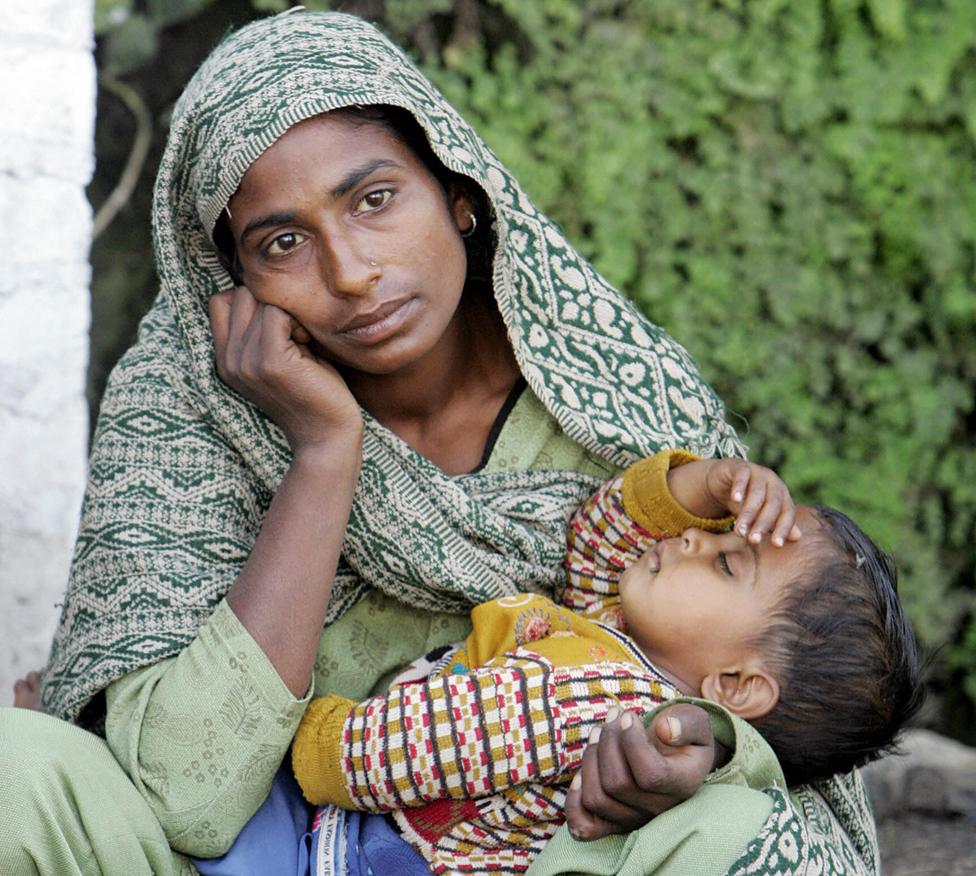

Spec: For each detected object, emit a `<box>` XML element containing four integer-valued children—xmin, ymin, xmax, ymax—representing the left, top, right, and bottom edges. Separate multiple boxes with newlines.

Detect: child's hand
<box><xmin>704</xmin><ymin>459</ymin><xmax>800</xmax><ymax>547</ymax></box>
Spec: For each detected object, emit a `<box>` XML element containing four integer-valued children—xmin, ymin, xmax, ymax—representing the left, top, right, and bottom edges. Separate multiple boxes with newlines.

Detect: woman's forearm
<box><xmin>226</xmin><ymin>429</ymin><xmax>363</xmax><ymax>697</ymax></box>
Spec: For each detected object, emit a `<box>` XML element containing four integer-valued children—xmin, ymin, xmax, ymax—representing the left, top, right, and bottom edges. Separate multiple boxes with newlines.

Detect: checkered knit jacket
<box><xmin>293</xmin><ymin>450</ymin><xmax>732</xmax><ymax>874</ymax></box>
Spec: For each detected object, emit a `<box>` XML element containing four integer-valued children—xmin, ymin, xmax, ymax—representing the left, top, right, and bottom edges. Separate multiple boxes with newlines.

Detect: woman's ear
<box><xmin>700</xmin><ymin>667</ymin><xmax>780</xmax><ymax>721</ymax></box>
<box><xmin>449</xmin><ymin>183</ymin><xmax>476</xmax><ymax>234</ymax></box>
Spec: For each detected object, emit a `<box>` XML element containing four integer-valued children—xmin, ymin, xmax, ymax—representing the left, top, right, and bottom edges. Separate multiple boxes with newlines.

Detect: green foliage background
<box><xmin>91</xmin><ymin>0</ymin><xmax>976</xmax><ymax>738</ymax></box>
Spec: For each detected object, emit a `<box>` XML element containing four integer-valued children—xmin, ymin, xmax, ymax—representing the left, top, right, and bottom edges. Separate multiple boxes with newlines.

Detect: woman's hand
<box><xmin>667</xmin><ymin>458</ymin><xmax>801</xmax><ymax>548</ymax></box>
<box><xmin>209</xmin><ymin>286</ymin><xmax>362</xmax><ymax>454</ymax></box>
<box><xmin>564</xmin><ymin>703</ymin><xmax>727</xmax><ymax>841</ymax></box>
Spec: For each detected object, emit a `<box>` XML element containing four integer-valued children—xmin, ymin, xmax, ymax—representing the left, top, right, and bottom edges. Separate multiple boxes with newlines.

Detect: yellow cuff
<box><xmin>292</xmin><ymin>694</ymin><xmax>358</xmax><ymax>807</ymax></box>
<box><xmin>621</xmin><ymin>450</ymin><xmax>734</xmax><ymax>535</ymax></box>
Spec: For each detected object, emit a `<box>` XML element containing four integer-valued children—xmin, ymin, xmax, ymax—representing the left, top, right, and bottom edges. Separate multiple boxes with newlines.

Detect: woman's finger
<box><xmin>650</xmin><ymin>703</ymin><xmax>727</xmax><ymax>774</ymax></box>
<box><xmin>229</xmin><ymin>286</ymin><xmax>262</xmax><ymax>364</ymax></box>
<box><xmin>564</xmin><ymin>774</ymin><xmax>625</xmax><ymax>842</ymax></box>
<box><xmin>611</xmin><ymin>712</ymin><xmax>673</xmax><ymax>799</ymax></box>
<box><xmin>577</xmin><ymin>725</ymin><xmax>648</xmax><ymax>826</ymax></box>
<box><xmin>208</xmin><ymin>290</ymin><xmax>233</xmax><ymax>359</ymax></box>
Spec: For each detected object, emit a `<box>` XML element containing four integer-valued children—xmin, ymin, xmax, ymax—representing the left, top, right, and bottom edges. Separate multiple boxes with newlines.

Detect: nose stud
<box><xmin>368</xmin><ymin>258</ymin><xmax>378</xmax><ymax>268</ymax></box>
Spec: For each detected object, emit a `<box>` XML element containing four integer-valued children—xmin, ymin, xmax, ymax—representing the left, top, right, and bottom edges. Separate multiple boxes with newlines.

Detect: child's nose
<box><xmin>681</xmin><ymin>528</ymin><xmax>705</xmax><ymax>551</ymax></box>
<box><xmin>681</xmin><ymin>528</ymin><xmax>731</xmax><ymax>554</ymax></box>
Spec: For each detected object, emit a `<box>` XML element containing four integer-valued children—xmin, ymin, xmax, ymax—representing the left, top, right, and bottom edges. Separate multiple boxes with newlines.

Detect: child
<box><xmin>292</xmin><ymin>450</ymin><xmax>922</xmax><ymax>875</ymax></box>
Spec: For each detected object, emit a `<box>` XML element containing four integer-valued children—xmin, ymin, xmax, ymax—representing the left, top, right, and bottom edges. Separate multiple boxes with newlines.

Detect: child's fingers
<box><xmin>768</xmin><ymin>500</ymin><xmax>800</xmax><ymax>547</ymax></box>
<box><xmin>734</xmin><ymin>480</ymin><xmax>767</xmax><ymax>540</ymax></box>
<box><xmin>749</xmin><ymin>491</ymin><xmax>791</xmax><ymax>545</ymax></box>
<box><xmin>729</xmin><ymin>466</ymin><xmax>752</xmax><ymax>505</ymax></box>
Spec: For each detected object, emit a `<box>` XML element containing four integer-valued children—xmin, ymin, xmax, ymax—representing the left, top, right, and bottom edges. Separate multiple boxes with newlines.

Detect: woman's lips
<box><xmin>339</xmin><ymin>296</ymin><xmax>414</xmax><ymax>341</ymax></box>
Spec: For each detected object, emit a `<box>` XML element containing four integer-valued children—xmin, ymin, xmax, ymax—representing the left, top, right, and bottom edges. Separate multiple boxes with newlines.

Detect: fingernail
<box><xmin>589</xmin><ymin>726</ymin><xmax>602</xmax><ymax>744</ymax></box>
<box><xmin>620</xmin><ymin>712</ymin><xmax>633</xmax><ymax>730</ymax></box>
<box><xmin>667</xmin><ymin>715</ymin><xmax>682</xmax><ymax>741</ymax></box>
<box><xmin>773</xmin><ymin>536</ymin><xmax>783</xmax><ymax>547</ymax></box>
<box><xmin>737</xmin><ymin>524</ymin><xmax>747</xmax><ymax>536</ymax></box>
<box><xmin>750</xmin><ymin>531</ymin><xmax>761</xmax><ymax>543</ymax></box>
<box><xmin>570</xmin><ymin>772</ymin><xmax>581</xmax><ymax>790</ymax></box>
<box><xmin>733</xmin><ymin>491</ymin><xmax>743</xmax><ymax>502</ymax></box>
<box><xmin>605</xmin><ymin>705</ymin><xmax>620</xmax><ymax>723</ymax></box>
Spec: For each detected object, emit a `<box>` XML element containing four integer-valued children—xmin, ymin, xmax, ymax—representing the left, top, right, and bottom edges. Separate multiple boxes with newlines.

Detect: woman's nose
<box><xmin>318</xmin><ymin>230</ymin><xmax>380</xmax><ymax>297</ymax></box>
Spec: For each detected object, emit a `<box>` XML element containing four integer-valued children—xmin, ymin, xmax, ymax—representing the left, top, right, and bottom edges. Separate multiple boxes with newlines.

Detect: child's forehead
<box><xmin>756</xmin><ymin>507</ymin><xmax>831</xmax><ymax>590</ymax></box>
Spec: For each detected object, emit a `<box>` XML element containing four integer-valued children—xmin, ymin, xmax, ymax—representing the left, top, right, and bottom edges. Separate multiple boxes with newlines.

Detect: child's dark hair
<box><xmin>211</xmin><ymin>104</ymin><xmax>493</xmax><ymax>286</ymax></box>
<box><xmin>750</xmin><ymin>505</ymin><xmax>924</xmax><ymax>786</ymax></box>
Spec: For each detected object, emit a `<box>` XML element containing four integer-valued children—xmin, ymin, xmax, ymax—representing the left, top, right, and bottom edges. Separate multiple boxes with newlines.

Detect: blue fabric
<box><xmin>192</xmin><ymin>766</ymin><xmax>312</xmax><ymax>876</ymax></box>
<box><xmin>309</xmin><ymin>805</ymin><xmax>430</xmax><ymax>876</ymax></box>
<box><xmin>344</xmin><ymin>812</ymin><xmax>430</xmax><ymax>876</ymax></box>
<box><xmin>191</xmin><ymin>767</ymin><xmax>427</xmax><ymax>876</ymax></box>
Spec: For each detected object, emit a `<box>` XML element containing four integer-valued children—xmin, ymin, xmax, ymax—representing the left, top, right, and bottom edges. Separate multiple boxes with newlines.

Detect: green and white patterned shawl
<box><xmin>42</xmin><ymin>10</ymin><xmax>740</xmax><ymax>724</ymax></box>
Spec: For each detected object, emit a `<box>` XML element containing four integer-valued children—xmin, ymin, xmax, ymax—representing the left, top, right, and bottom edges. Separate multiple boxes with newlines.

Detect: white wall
<box><xmin>0</xmin><ymin>1</ymin><xmax>94</xmax><ymax>705</ymax></box>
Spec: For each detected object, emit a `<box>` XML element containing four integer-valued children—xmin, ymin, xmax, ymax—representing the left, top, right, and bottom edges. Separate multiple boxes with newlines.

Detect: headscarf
<box><xmin>42</xmin><ymin>10</ymin><xmax>742</xmax><ymax>723</ymax></box>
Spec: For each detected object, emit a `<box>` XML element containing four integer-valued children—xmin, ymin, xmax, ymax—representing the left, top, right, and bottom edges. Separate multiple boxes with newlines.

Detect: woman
<box><xmin>1</xmin><ymin>11</ymin><xmax>877</xmax><ymax>876</ymax></box>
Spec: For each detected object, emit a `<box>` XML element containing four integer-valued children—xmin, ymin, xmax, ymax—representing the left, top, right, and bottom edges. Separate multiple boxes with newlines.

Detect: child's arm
<box><xmin>563</xmin><ymin>450</ymin><xmax>733</xmax><ymax>613</ymax></box>
<box><xmin>294</xmin><ymin>659</ymin><xmax>566</xmax><ymax>810</ymax></box>
<box><xmin>292</xmin><ymin>654</ymin><xmax>666</xmax><ymax>810</ymax></box>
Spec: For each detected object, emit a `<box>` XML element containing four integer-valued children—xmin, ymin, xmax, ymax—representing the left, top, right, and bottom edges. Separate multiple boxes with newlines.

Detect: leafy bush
<box><xmin>90</xmin><ymin>0</ymin><xmax>976</xmax><ymax>737</ymax></box>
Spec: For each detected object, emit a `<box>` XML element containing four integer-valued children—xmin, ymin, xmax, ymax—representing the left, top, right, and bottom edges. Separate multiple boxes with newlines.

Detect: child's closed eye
<box><xmin>717</xmin><ymin>552</ymin><xmax>733</xmax><ymax>576</ymax></box>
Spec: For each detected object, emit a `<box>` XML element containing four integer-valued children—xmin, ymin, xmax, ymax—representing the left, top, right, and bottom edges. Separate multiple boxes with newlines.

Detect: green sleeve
<box><xmin>104</xmin><ymin>599</ymin><xmax>311</xmax><ymax>858</ymax></box>
<box><xmin>527</xmin><ymin>699</ymin><xmax>878</xmax><ymax>876</ymax></box>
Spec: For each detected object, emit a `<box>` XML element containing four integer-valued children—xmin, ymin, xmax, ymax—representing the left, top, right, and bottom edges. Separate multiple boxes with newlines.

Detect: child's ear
<box><xmin>700</xmin><ymin>668</ymin><xmax>779</xmax><ymax>721</ymax></box>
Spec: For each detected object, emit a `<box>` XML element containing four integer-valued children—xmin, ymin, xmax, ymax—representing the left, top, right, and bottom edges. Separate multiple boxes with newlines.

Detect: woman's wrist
<box><xmin>288</xmin><ymin>417</ymin><xmax>364</xmax><ymax>470</ymax></box>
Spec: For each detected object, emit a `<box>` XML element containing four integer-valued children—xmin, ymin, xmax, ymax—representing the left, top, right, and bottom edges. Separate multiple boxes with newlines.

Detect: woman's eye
<box><xmin>354</xmin><ymin>189</ymin><xmax>393</xmax><ymax>214</ymax></box>
<box><xmin>718</xmin><ymin>552</ymin><xmax>733</xmax><ymax>576</ymax></box>
<box><xmin>266</xmin><ymin>232</ymin><xmax>306</xmax><ymax>256</ymax></box>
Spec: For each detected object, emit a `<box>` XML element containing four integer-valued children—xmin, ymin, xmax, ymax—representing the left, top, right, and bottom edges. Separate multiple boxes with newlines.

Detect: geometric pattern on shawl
<box><xmin>42</xmin><ymin>11</ymin><xmax>742</xmax><ymax>725</ymax></box>
<box><xmin>726</xmin><ymin>773</ymin><xmax>881</xmax><ymax>876</ymax></box>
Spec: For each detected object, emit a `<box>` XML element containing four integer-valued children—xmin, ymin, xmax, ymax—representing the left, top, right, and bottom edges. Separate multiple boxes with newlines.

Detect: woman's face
<box><xmin>225</xmin><ymin>112</ymin><xmax>472</xmax><ymax>375</ymax></box>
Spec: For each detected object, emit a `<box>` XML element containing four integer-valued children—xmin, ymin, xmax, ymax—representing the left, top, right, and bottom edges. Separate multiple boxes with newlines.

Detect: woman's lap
<box><xmin>0</xmin><ymin>707</ymin><xmax>196</xmax><ymax>876</ymax></box>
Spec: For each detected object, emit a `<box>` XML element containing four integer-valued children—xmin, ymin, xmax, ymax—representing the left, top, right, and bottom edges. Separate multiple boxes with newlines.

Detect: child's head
<box><xmin>618</xmin><ymin>505</ymin><xmax>924</xmax><ymax>785</ymax></box>
<box><xmin>747</xmin><ymin>504</ymin><xmax>924</xmax><ymax>785</ymax></box>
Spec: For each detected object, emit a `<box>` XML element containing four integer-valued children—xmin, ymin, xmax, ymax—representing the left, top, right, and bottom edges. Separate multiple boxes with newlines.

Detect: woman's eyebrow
<box><xmin>331</xmin><ymin>158</ymin><xmax>401</xmax><ymax>199</ymax></box>
<box><xmin>241</xmin><ymin>211</ymin><xmax>298</xmax><ymax>241</ymax></box>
